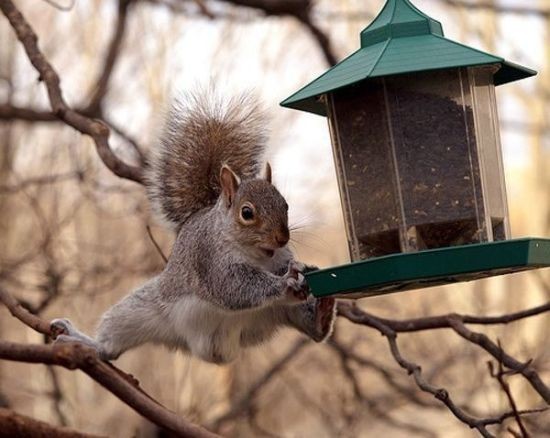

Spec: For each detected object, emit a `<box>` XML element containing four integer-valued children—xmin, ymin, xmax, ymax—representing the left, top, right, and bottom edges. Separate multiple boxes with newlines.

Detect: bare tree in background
<box><xmin>0</xmin><ymin>0</ymin><xmax>549</xmax><ymax>437</ymax></box>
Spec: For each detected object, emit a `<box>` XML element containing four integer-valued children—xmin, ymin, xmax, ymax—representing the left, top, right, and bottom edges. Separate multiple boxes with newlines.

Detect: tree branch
<box><xmin>0</xmin><ymin>286</ymin><xmax>220</xmax><ymax>438</ymax></box>
<box><xmin>84</xmin><ymin>0</ymin><xmax>133</xmax><ymax>115</ymax></box>
<box><xmin>0</xmin><ymin>103</ymin><xmax>58</xmax><ymax>121</ymax></box>
<box><xmin>329</xmin><ymin>338</ymin><xmax>440</xmax><ymax>409</ymax></box>
<box><xmin>337</xmin><ymin>301</ymin><xmax>550</xmax><ymax>333</ymax></box>
<box><xmin>338</xmin><ymin>301</ymin><xmax>550</xmax><ymax>403</ymax></box>
<box><xmin>0</xmin><ymin>340</ymin><xmax>220</xmax><ymax>437</ymax></box>
<box><xmin>0</xmin><ymin>103</ymin><xmax>147</xmax><ymax>166</ymax></box>
<box><xmin>294</xmin><ymin>14</ymin><xmax>337</xmax><ymax>66</ymax></box>
<box><xmin>448</xmin><ymin>317</ymin><xmax>550</xmax><ymax>404</ymax></box>
<box><xmin>220</xmin><ymin>0</ymin><xmax>337</xmax><ymax>65</ymax></box>
<box><xmin>0</xmin><ymin>407</ymin><xmax>104</xmax><ymax>438</ymax></box>
<box><xmin>0</xmin><ymin>0</ymin><xmax>144</xmax><ymax>184</ymax></box>
<box><xmin>338</xmin><ymin>302</ymin><xmax>550</xmax><ymax>436</ymax></box>
<box><xmin>0</xmin><ymin>287</ymin><xmax>52</xmax><ymax>335</ymax></box>
<box><xmin>488</xmin><ymin>351</ymin><xmax>530</xmax><ymax>438</ymax></box>
<box><xmin>441</xmin><ymin>0</ymin><xmax>550</xmax><ymax>18</ymax></box>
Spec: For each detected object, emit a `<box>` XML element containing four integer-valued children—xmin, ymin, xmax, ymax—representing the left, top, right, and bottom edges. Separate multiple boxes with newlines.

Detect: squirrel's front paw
<box><xmin>284</xmin><ymin>261</ymin><xmax>309</xmax><ymax>303</ymax></box>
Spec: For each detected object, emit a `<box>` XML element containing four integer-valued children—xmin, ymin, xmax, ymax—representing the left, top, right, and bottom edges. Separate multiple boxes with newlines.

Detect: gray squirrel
<box><xmin>51</xmin><ymin>92</ymin><xmax>336</xmax><ymax>364</ymax></box>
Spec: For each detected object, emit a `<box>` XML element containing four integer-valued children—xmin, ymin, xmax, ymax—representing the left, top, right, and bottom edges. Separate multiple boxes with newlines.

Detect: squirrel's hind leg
<box><xmin>285</xmin><ymin>296</ymin><xmax>336</xmax><ymax>342</ymax></box>
<box><xmin>52</xmin><ymin>281</ymin><xmax>165</xmax><ymax>361</ymax></box>
<box><xmin>239</xmin><ymin>296</ymin><xmax>337</xmax><ymax>348</ymax></box>
<box><xmin>94</xmin><ymin>284</ymin><xmax>168</xmax><ymax>360</ymax></box>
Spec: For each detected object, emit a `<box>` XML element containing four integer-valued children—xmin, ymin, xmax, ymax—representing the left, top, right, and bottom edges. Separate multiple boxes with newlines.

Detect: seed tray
<box><xmin>305</xmin><ymin>238</ymin><xmax>550</xmax><ymax>298</ymax></box>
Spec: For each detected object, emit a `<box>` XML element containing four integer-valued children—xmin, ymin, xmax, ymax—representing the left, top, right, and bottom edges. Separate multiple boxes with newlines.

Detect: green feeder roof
<box><xmin>281</xmin><ymin>0</ymin><xmax>536</xmax><ymax>116</ymax></box>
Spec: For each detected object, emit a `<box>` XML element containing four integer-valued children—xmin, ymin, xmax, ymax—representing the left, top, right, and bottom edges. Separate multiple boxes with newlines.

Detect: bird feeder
<box><xmin>281</xmin><ymin>0</ymin><xmax>550</xmax><ymax>298</ymax></box>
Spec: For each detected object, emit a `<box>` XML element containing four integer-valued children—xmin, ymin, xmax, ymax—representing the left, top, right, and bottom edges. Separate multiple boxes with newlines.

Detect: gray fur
<box><xmin>52</xmin><ymin>94</ymin><xmax>336</xmax><ymax>364</ymax></box>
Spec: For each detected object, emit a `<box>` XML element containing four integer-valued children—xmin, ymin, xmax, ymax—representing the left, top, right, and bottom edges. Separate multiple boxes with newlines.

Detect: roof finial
<box><xmin>360</xmin><ymin>0</ymin><xmax>444</xmax><ymax>47</ymax></box>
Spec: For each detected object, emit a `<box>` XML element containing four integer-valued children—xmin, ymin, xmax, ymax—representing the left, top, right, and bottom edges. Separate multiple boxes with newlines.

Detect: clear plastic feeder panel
<box><xmin>327</xmin><ymin>84</ymin><xmax>402</xmax><ymax>260</ymax></box>
<box><xmin>384</xmin><ymin>68</ymin><xmax>489</xmax><ymax>251</ymax></box>
<box><xmin>468</xmin><ymin>66</ymin><xmax>511</xmax><ymax>241</ymax></box>
<box><xmin>328</xmin><ymin>68</ymin><xmax>503</xmax><ymax>261</ymax></box>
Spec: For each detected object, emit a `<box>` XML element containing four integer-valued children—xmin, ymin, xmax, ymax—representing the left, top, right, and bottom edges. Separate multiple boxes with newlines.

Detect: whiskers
<box><xmin>288</xmin><ymin>213</ymin><xmax>317</xmax><ymax>232</ymax></box>
<box><xmin>288</xmin><ymin>224</ymin><xmax>332</xmax><ymax>257</ymax></box>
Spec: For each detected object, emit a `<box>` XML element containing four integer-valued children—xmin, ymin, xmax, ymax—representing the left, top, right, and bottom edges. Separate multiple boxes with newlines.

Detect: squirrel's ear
<box><xmin>264</xmin><ymin>162</ymin><xmax>272</xmax><ymax>184</ymax></box>
<box><xmin>220</xmin><ymin>165</ymin><xmax>240</xmax><ymax>207</ymax></box>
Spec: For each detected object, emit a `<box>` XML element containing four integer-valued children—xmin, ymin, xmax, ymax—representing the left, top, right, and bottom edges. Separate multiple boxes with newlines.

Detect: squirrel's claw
<box><xmin>284</xmin><ymin>262</ymin><xmax>309</xmax><ymax>302</ymax></box>
<box><xmin>50</xmin><ymin>318</ymin><xmax>85</xmax><ymax>345</ymax></box>
<box><xmin>287</xmin><ymin>261</ymin><xmax>307</xmax><ymax>278</ymax></box>
<box><xmin>50</xmin><ymin>318</ymin><xmax>75</xmax><ymax>338</ymax></box>
<box><xmin>291</xmin><ymin>261</ymin><xmax>306</xmax><ymax>274</ymax></box>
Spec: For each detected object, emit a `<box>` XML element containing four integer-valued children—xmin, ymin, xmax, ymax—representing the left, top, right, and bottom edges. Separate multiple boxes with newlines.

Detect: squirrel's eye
<box><xmin>241</xmin><ymin>205</ymin><xmax>254</xmax><ymax>221</ymax></box>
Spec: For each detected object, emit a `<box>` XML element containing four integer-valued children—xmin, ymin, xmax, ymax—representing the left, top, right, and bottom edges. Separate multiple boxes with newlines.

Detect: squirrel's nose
<box><xmin>275</xmin><ymin>229</ymin><xmax>290</xmax><ymax>247</ymax></box>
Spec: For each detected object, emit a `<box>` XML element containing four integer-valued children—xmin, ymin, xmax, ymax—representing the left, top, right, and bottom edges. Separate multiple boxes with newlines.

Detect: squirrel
<box><xmin>51</xmin><ymin>92</ymin><xmax>336</xmax><ymax>364</ymax></box>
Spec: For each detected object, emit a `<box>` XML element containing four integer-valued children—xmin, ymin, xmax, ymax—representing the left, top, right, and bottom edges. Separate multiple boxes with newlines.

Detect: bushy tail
<box><xmin>146</xmin><ymin>91</ymin><xmax>268</xmax><ymax>229</ymax></box>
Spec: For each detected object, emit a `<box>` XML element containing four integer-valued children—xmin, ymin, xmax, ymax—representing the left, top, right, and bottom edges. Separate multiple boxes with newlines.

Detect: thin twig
<box><xmin>46</xmin><ymin>364</ymin><xmax>69</xmax><ymax>426</ymax></box>
<box><xmin>146</xmin><ymin>225</ymin><xmax>168</xmax><ymax>263</ymax></box>
<box><xmin>487</xmin><ymin>343</ymin><xmax>530</xmax><ymax>438</ymax></box>
<box><xmin>333</xmin><ymin>341</ymin><xmax>438</xmax><ymax>437</ymax></box>
<box><xmin>219</xmin><ymin>0</ymin><xmax>337</xmax><ymax>66</ymax></box>
<box><xmin>448</xmin><ymin>317</ymin><xmax>550</xmax><ymax>404</ymax></box>
<box><xmin>441</xmin><ymin>0</ymin><xmax>550</xmax><ymax>18</ymax></box>
<box><xmin>0</xmin><ymin>171</ymin><xmax>82</xmax><ymax>194</ymax></box>
<box><xmin>329</xmin><ymin>339</ymin><xmax>439</xmax><ymax>409</ymax></box>
<box><xmin>40</xmin><ymin>0</ymin><xmax>76</xmax><ymax>12</ymax></box>
<box><xmin>84</xmin><ymin>0</ymin><xmax>133</xmax><ymax>115</ymax></box>
<box><xmin>211</xmin><ymin>338</ymin><xmax>308</xmax><ymax>430</ymax></box>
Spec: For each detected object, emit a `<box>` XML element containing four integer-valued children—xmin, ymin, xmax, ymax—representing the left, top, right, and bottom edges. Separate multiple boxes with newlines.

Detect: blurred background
<box><xmin>0</xmin><ymin>0</ymin><xmax>549</xmax><ymax>436</ymax></box>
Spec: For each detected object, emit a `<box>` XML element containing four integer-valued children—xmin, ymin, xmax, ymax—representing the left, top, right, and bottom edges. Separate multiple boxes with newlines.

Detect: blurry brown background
<box><xmin>0</xmin><ymin>0</ymin><xmax>549</xmax><ymax>437</ymax></box>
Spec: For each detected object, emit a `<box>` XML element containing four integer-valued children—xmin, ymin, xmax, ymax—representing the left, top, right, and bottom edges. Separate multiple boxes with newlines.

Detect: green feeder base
<box><xmin>305</xmin><ymin>238</ymin><xmax>550</xmax><ymax>299</ymax></box>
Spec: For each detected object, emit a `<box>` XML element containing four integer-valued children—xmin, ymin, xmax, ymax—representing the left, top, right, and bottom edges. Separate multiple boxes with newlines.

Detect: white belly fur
<box><xmin>167</xmin><ymin>295</ymin><xmax>248</xmax><ymax>363</ymax></box>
